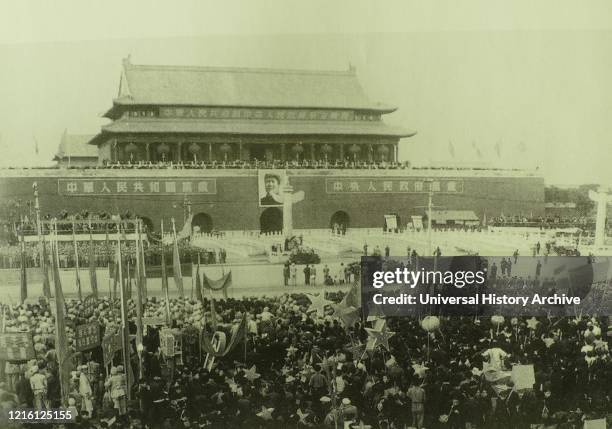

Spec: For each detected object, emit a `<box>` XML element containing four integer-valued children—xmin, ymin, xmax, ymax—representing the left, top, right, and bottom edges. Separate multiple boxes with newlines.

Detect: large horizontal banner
<box><xmin>326</xmin><ymin>178</ymin><xmax>463</xmax><ymax>194</ymax></box>
<box><xmin>0</xmin><ymin>333</ymin><xmax>35</xmax><ymax>361</ymax></box>
<box><xmin>58</xmin><ymin>178</ymin><xmax>217</xmax><ymax>196</ymax></box>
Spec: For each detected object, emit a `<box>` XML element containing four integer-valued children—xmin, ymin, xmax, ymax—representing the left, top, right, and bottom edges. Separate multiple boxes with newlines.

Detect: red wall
<box><xmin>0</xmin><ymin>171</ymin><xmax>544</xmax><ymax>231</ymax></box>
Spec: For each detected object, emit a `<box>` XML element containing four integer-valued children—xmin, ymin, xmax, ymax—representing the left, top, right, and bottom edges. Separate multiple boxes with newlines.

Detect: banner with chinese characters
<box><xmin>58</xmin><ymin>178</ymin><xmax>217</xmax><ymax>196</ymax></box>
<box><xmin>0</xmin><ymin>333</ymin><xmax>35</xmax><ymax>361</ymax></box>
<box><xmin>75</xmin><ymin>322</ymin><xmax>101</xmax><ymax>352</ymax></box>
<box><xmin>142</xmin><ymin>317</ymin><xmax>167</xmax><ymax>328</ymax></box>
<box><xmin>160</xmin><ymin>329</ymin><xmax>176</xmax><ymax>357</ymax></box>
<box><xmin>82</xmin><ymin>295</ymin><xmax>97</xmax><ymax>318</ymax></box>
<box><xmin>325</xmin><ymin>178</ymin><xmax>463</xmax><ymax>194</ymax></box>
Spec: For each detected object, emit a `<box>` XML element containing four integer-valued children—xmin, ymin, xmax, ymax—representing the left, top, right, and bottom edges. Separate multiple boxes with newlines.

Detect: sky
<box><xmin>0</xmin><ymin>0</ymin><xmax>611</xmax><ymax>186</ymax></box>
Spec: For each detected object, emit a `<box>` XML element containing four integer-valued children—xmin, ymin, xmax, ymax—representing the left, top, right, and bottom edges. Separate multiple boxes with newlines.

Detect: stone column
<box><xmin>208</xmin><ymin>142</ymin><xmax>213</xmax><ymax>161</ymax></box>
<box><xmin>310</xmin><ymin>143</ymin><xmax>315</xmax><ymax>161</ymax></box>
<box><xmin>340</xmin><ymin>143</ymin><xmax>344</xmax><ymax>161</ymax></box>
<box><xmin>283</xmin><ymin>177</ymin><xmax>294</xmax><ymax>237</ymax></box>
<box><xmin>177</xmin><ymin>142</ymin><xmax>183</xmax><ymax>162</ymax></box>
<box><xmin>145</xmin><ymin>143</ymin><xmax>150</xmax><ymax>162</ymax></box>
<box><xmin>239</xmin><ymin>141</ymin><xmax>243</xmax><ymax>160</ymax></box>
<box><xmin>589</xmin><ymin>188</ymin><xmax>611</xmax><ymax>246</ymax></box>
<box><xmin>281</xmin><ymin>143</ymin><xmax>286</xmax><ymax>162</ymax></box>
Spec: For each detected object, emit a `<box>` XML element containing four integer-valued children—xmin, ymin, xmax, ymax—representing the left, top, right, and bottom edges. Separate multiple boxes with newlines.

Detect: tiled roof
<box><xmin>113</xmin><ymin>59</ymin><xmax>396</xmax><ymax>112</ymax></box>
<box><xmin>54</xmin><ymin>133</ymin><xmax>98</xmax><ymax>160</ymax></box>
<box><xmin>97</xmin><ymin>118</ymin><xmax>414</xmax><ymax>138</ymax></box>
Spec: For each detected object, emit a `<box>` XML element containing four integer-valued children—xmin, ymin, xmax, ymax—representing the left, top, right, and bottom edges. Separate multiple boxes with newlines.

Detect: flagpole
<box><xmin>72</xmin><ymin>221</ymin><xmax>82</xmax><ymax>301</ymax></box>
<box><xmin>19</xmin><ymin>223</ymin><xmax>28</xmax><ymax>304</ymax></box>
<box><xmin>51</xmin><ymin>218</ymin><xmax>68</xmax><ymax>406</ymax></box>
<box><xmin>134</xmin><ymin>220</ymin><xmax>144</xmax><ymax>380</ymax></box>
<box><xmin>33</xmin><ymin>182</ymin><xmax>50</xmax><ymax>298</ymax></box>
<box><xmin>161</xmin><ymin>219</ymin><xmax>171</xmax><ymax>325</ymax></box>
<box><xmin>139</xmin><ymin>220</ymin><xmax>147</xmax><ymax>300</ymax></box>
<box><xmin>88</xmin><ymin>227</ymin><xmax>98</xmax><ymax>299</ymax></box>
<box><xmin>116</xmin><ymin>221</ymin><xmax>131</xmax><ymax>400</ymax></box>
<box><xmin>171</xmin><ymin>217</ymin><xmax>184</xmax><ymax>298</ymax></box>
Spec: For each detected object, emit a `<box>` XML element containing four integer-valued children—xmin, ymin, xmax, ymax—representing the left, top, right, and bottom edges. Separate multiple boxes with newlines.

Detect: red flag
<box><xmin>88</xmin><ymin>232</ymin><xmax>98</xmax><ymax>298</ymax></box>
<box><xmin>41</xmin><ymin>238</ymin><xmax>51</xmax><ymax>298</ymax></box>
<box><xmin>72</xmin><ymin>222</ymin><xmax>82</xmax><ymax>301</ymax></box>
<box><xmin>172</xmin><ymin>236</ymin><xmax>184</xmax><ymax>297</ymax></box>
<box><xmin>195</xmin><ymin>262</ymin><xmax>203</xmax><ymax>304</ymax></box>
<box><xmin>51</xmin><ymin>239</ymin><xmax>70</xmax><ymax>405</ymax></box>
<box><xmin>19</xmin><ymin>229</ymin><xmax>27</xmax><ymax>304</ymax></box>
<box><xmin>160</xmin><ymin>220</ymin><xmax>171</xmax><ymax>324</ymax></box>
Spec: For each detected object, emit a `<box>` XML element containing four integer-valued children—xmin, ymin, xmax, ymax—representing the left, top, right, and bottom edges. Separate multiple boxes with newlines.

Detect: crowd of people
<box><xmin>0</xmin><ymin>283</ymin><xmax>610</xmax><ymax>428</ymax></box>
<box><xmin>0</xmin><ymin>240</ymin><xmax>227</xmax><ymax>270</ymax></box>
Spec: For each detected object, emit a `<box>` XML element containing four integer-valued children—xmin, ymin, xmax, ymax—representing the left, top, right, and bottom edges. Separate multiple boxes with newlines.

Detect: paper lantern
<box><xmin>421</xmin><ymin>316</ymin><xmax>440</xmax><ymax>332</ymax></box>
<box><xmin>491</xmin><ymin>315</ymin><xmax>505</xmax><ymax>326</ymax></box>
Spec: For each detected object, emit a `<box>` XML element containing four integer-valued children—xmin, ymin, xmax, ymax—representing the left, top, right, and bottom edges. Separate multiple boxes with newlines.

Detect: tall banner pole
<box><xmin>138</xmin><ymin>220</ymin><xmax>148</xmax><ymax>300</ymax></box>
<box><xmin>72</xmin><ymin>221</ymin><xmax>82</xmax><ymax>301</ymax></box>
<box><xmin>33</xmin><ymin>182</ymin><xmax>51</xmax><ymax>298</ymax></box>
<box><xmin>116</xmin><ymin>221</ymin><xmax>131</xmax><ymax>400</ymax></box>
<box><xmin>19</xmin><ymin>223</ymin><xmax>28</xmax><ymax>304</ymax></box>
<box><xmin>134</xmin><ymin>220</ymin><xmax>144</xmax><ymax>380</ymax></box>
<box><xmin>161</xmin><ymin>220</ymin><xmax>171</xmax><ymax>324</ymax></box>
<box><xmin>105</xmin><ymin>224</ymin><xmax>112</xmax><ymax>299</ymax></box>
<box><xmin>171</xmin><ymin>218</ymin><xmax>184</xmax><ymax>297</ymax></box>
<box><xmin>51</xmin><ymin>219</ymin><xmax>69</xmax><ymax>406</ymax></box>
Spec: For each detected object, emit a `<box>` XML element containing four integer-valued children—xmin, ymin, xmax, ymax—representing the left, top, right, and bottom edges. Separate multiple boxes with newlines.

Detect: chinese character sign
<box><xmin>160</xmin><ymin>330</ymin><xmax>175</xmax><ymax>357</ymax></box>
<box><xmin>325</xmin><ymin>178</ymin><xmax>463</xmax><ymax>194</ymax></box>
<box><xmin>75</xmin><ymin>322</ymin><xmax>101</xmax><ymax>352</ymax></box>
<box><xmin>0</xmin><ymin>333</ymin><xmax>35</xmax><ymax>361</ymax></box>
<box><xmin>58</xmin><ymin>178</ymin><xmax>217</xmax><ymax>196</ymax></box>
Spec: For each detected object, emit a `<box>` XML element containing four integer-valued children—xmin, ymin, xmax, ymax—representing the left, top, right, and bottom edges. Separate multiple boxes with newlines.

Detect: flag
<box><xmin>201</xmin><ymin>314</ymin><xmax>247</xmax><ymax>357</ymax></box>
<box><xmin>177</xmin><ymin>215</ymin><xmax>193</xmax><ymax>240</ymax></box>
<box><xmin>210</xmin><ymin>295</ymin><xmax>218</xmax><ymax>330</ymax></box>
<box><xmin>33</xmin><ymin>135</ymin><xmax>39</xmax><ymax>155</ymax></box>
<box><xmin>201</xmin><ymin>271</ymin><xmax>232</xmax><ymax>299</ymax></box>
<box><xmin>172</xmin><ymin>235</ymin><xmax>185</xmax><ymax>297</ymax></box>
<box><xmin>472</xmin><ymin>141</ymin><xmax>482</xmax><ymax>158</ymax></box>
<box><xmin>126</xmin><ymin>258</ymin><xmax>133</xmax><ymax>300</ymax></box>
<box><xmin>88</xmin><ymin>232</ymin><xmax>98</xmax><ymax>298</ymax></box>
<box><xmin>115</xmin><ymin>229</ymin><xmax>133</xmax><ymax>400</ymax></box>
<box><xmin>195</xmin><ymin>261</ymin><xmax>204</xmax><ymax>304</ymax></box>
<box><xmin>72</xmin><ymin>223</ymin><xmax>82</xmax><ymax>301</ymax></box>
<box><xmin>160</xmin><ymin>221</ymin><xmax>171</xmax><ymax>324</ymax></box>
<box><xmin>41</xmin><ymin>238</ymin><xmax>51</xmax><ymax>298</ymax></box>
<box><xmin>448</xmin><ymin>141</ymin><xmax>455</xmax><ymax>158</ymax></box>
<box><xmin>19</xmin><ymin>229</ymin><xmax>27</xmax><ymax>304</ymax></box>
<box><xmin>494</xmin><ymin>141</ymin><xmax>502</xmax><ymax>157</ymax></box>
<box><xmin>134</xmin><ymin>230</ymin><xmax>144</xmax><ymax>379</ymax></box>
<box><xmin>51</xmin><ymin>238</ymin><xmax>69</xmax><ymax>405</ymax></box>
<box><xmin>138</xmin><ymin>224</ymin><xmax>147</xmax><ymax>300</ymax></box>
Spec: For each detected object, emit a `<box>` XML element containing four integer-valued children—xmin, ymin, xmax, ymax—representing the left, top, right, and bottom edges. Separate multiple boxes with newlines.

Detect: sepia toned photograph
<box><xmin>0</xmin><ymin>1</ymin><xmax>611</xmax><ymax>428</ymax></box>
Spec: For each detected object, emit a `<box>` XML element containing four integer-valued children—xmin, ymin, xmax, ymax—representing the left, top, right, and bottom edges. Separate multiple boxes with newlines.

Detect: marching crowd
<box><xmin>0</xmin><ymin>286</ymin><xmax>610</xmax><ymax>429</ymax></box>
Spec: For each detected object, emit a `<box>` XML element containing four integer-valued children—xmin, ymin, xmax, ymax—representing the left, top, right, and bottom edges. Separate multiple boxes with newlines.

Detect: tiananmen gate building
<box><xmin>0</xmin><ymin>58</ymin><xmax>545</xmax><ymax>233</ymax></box>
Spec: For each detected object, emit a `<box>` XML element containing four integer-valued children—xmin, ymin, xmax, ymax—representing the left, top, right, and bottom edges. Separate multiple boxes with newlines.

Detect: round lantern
<box><xmin>491</xmin><ymin>315</ymin><xmax>505</xmax><ymax>326</ymax></box>
<box><xmin>421</xmin><ymin>315</ymin><xmax>440</xmax><ymax>332</ymax></box>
